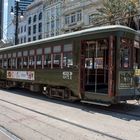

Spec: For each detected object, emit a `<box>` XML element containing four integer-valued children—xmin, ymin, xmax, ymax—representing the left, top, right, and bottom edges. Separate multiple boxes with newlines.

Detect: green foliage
<box><xmin>92</xmin><ymin>0</ymin><xmax>139</xmax><ymax>29</ymax></box>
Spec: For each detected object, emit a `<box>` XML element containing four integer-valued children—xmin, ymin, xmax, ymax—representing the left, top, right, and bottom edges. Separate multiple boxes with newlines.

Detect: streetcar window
<box><xmin>8</xmin><ymin>58</ymin><xmax>11</xmax><ymax>69</ymax></box>
<box><xmin>63</xmin><ymin>44</ymin><xmax>73</xmax><ymax>68</ymax></box>
<box><xmin>53</xmin><ymin>53</ymin><xmax>61</xmax><ymax>68</ymax></box>
<box><xmin>3</xmin><ymin>54</ymin><xmax>7</xmax><ymax>69</ymax></box>
<box><xmin>17</xmin><ymin>58</ymin><xmax>22</xmax><ymax>69</ymax></box>
<box><xmin>29</xmin><ymin>56</ymin><xmax>34</xmax><ymax>68</ymax></box>
<box><xmin>44</xmin><ymin>54</ymin><xmax>51</xmax><ymax>68</ymax></box>
<box><xmin>53</xmin><ymin>46</ymin><xmax>61</xmax><ymax>68</ymax></box>
<box><xmin>63</xmin><ymin>44</ymin><xmax>72</xmax><ymax>52</ymax></box>
<box><xmin>12</xmin><ymin>58</ymin><xmax>16</xmax><ymax>69</ymax></box>
<box><xmin>7</xmin><ymin>53</ymin><xmax>11</xmax><ymax>69</ymax></box>
<box><xmin>45</xmin><ymin>47</ymin><xmax>51</xmax><ymax>54</ymax></box>
<box><xmin>53</xmin><ymin>46</ymin><xmax>61</xmax><ymax>53</ymax></box>
<box><xmin>120</xmin><ymin>39</ymin><xmax>132</xmax><ymax>68</ymax></box>
<box><xmin>17</xmin><ymin>52</ymin><xmax>22</xmax><ymax>69</ymax></box>
<box><xmin>23</xmin><ymin>51</ymin><xmax>28</xmax><ymax>68</ymax></box>
<box><xmin>134</xmin><ymin>41</ymin><xmax>140</xmax><ymax>69</ymax></box>
<box><xmin>44</xmin><ymin>47</ymin><xmax>51</xmax><ymax>68</ymax></box>
<box><xmin>36</xmin><ymin>48</ymin><xmax>43</xmax><ymax>69</ymax></box>
<box><xmin>0</xmin><ymin>55</ymin><xmax>2</xmax><ymax>68</ymax></box>
<box><xmin>29</xmin><ymin>50</ymin><xmax>35</xmax><ymax>68</ymax></box>
<box><xmin>36</xmin><ymin>55</ymin><xmax>42</xmax><ymax>68</ymax></box>
<box><xmin>0</xmin><ymin>60</ymin><xmax>2</xmax><ymax>68</ymax></box>
<box><xmin>36</xmin><ymin>48</ymin><xmax>42</xmax><ymax>55</ymax></box>
<box><xmin>63</xmin><ymin>53</ymin><xmax>73</xmax><ymax>68</ymax></box>
<box><xmin>23</xmin><ymin>57</ymin><xmax>28</xmax><ymax>68</ymax></box>
<box><xmin>3</xmin><ymin>59</ymin><xmax>7</xmax><ymax>68</ymax></box>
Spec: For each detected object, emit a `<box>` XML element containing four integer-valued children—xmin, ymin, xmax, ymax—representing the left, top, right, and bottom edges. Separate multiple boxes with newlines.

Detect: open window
<box><xmin>63</xmin><ymin>44</ymin><xmax>73</xmax><ymax>68</ymax></box>
<box><xmin>44</xmin><ymin>47</ymin><xmax>51</xmax><ymax>68</ymax></box>
<box><xmin>36</xmin><ymin>48</ymin><xmax>42</xmax><ymax>69</ymax></box>
<box><xmin>29</xmin><ymin>50</ymin><xmax>35</xmax><ymax>69</ymax></box>
<box><xmin>23</xmin><ymin>50</ymin><xmax>28</xmax><ymax>68</ymax></box>
<box><xmin>53</xmin><ymin>46</ymin><xmax>61</xmax><ymax>68</ymax></box>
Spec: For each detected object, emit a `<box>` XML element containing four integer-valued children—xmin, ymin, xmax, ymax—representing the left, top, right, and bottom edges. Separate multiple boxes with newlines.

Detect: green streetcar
<box><xmin>0</xmin><ymin>25</ymin><xmax>140</xmax><ymax>106</ymax></box>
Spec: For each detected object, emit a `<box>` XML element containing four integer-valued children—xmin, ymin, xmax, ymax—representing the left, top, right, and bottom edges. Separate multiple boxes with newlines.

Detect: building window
<box><xmin>51</xmin><ymin>21</ymin><xmax>54</xmax><ymax>30</ymax></box>
<box><xmin>65</xmin><ymin>15</ymin><xmax>70</xmax><ymax>25</ymax></box>
<box><xmin>89</xmin><ymin>14</ymin><xmax>94</xmax><ymax>24</ymax></box>
<box><xmin>28</xmin><ymin>26</ymin><xmax>31</xmax><ymax>35</ymax></box>
<box><xmin>33</xmin><ymin>15</ymin><xmax>37</xmax><ymax>22</ymax></box>
<box><xmin>56</xmin><ymin>19</ymin><xmax>59</xmax><ymax>29</ymax></box>
<box><xmin>21</xmin><ymin>26</ymin><xmax>23</xmax><ymax>33</ymax></box>
<box><xmin>33</xmin><ymin>25</ymin><xmax>36</xmax><ymax>34</ymax></box>
<box><xmin>33</xmin><ymin>36</ymin><xmax>36</xmax><ymax>41</ymax></box>
<box><xmin>77</xmin><ymin>11</ymin><xmax>82</xmax><ymax>21</ymax></box>
<box><xmin>47</xmin><ymin>10</ymin><xmax>50</xmax><ymax>21</ymax></box>
<box><xmin>24</xmin><ymin>25</ymin><xmax>26</xmax><ymax>32</ymax></box>
<box><xmin>56</xmin><ymin>5</ymin><xmax>60</xmax><ymax>17</ymax></box>
<box><xmin>47</xmin><ymin>22</ymin><xmax>50</xmax><ymax>32</ymax></box>
<box><xmin>28</xmin><ymin>37</ymin><xmax>31</xmax><ymax>42</ymax></box>
<box><xmin>38</xmin><ymin>23</ymin><xmax>42</xmax><ymax>32</ymax></box>
<box><xmin>71</xmin><ymin>14</ymin><xmax>76</xmax><ymax>23</ymax></box>
<box><xmin>28</xmin><ymin>17</ymin><xmax>31</xmax><ymax>24</ymax></box>
<box><xmin>21</xmin><ymin>37</ymin><xmax>23</xmax><ymax>43</ymax></box>
<box><xmin>39</xmin><ymin>12</ymin><xmax>42</xmax><ymax>20</ymax></box>
<box><xmin>51</xmin><ymin>7</ymin><xmax>55</xmax><ymax>19</ymax></box>
<box><xmin>24</xmin><ymin>36</ymin><xmax>26</xmax><ymax>43</ymax></box>
<box><xmin>38</xmin><ymin>35</ymin><xmax>42</xmax><ymax>39</ymax></box>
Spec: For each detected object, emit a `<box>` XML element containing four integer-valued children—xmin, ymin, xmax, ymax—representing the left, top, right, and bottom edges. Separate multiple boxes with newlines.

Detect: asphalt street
<box><xmin>0</xmin><ymin>89</ymin><xmax>140</xmax><ymax>140</ymax></box>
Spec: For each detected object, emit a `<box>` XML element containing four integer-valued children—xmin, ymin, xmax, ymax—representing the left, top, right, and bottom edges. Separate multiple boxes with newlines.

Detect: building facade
<box><xmin>44</xmin><ymin>0</ymin><xmax>63</xmax><ymax>38</ymax></box>
<box><xmin>0</xmin><ymin>0</ymin><xmax>4</xmax><ymax>40</ymax></box>
<box><xmin>62</xmin><ymin>0</ymin><xmax>102</xmax><ymax>33</ymax></box>
<box><xmin>18</xmin><ymin>0</ymin><xmax>44</xmax><ymax>44</ymax></box>
<box><xmin>18</xmin><ymin>0</ymin><xmax>63</xmax><ymax>44</ymax></box>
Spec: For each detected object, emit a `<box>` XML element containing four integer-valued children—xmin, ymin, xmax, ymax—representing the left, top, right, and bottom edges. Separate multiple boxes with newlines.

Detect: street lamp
<box><xmin>10</xmin><ymin>0</ymin><xmax>23</xmax><ymax>45</ymax></box>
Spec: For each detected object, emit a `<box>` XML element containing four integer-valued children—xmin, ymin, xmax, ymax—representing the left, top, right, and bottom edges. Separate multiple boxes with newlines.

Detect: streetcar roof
<box><xmin>0</xmin><ymin>25</ymin><xmax>139</xmax><ymax>52</ymax></box>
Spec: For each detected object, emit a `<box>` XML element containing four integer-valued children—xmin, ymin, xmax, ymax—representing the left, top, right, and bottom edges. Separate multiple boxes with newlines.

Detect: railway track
<box><xmin>0</xmin><ymin>93</ymin><xmax>140</xmax><ymax>119</ymax></box>
<box><xmin>0</xmin><ymin>98</ymin><xmax>130</xmax><ymax>140</ymax></box>
<box><xmin>0</xmin><ymin>125</ymin><xmax>22</xmax><ymax>140</ymax></box>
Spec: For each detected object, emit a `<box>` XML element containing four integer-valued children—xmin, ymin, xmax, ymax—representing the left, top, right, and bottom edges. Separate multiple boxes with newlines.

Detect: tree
<box><xmin>92</xmin><ymin>0</ymin><xmax>139</xmax><ymax>29</ymax></box>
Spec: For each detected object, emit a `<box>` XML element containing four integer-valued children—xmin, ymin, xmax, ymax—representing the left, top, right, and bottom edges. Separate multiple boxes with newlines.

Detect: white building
<box><xmin>18</xmin><ymin>0</ymin><xmax>63</xmax><ymax>44</ymax></box>
<box><xmin>18</xmin><ymin>0</ymin><xmax>44</xmax><ymax>44</ymax></box>
<box><xmin>62</xmin><ymin>0</ymin><xmax>102</xmax><ymax>33</ymax></box>
<box><xmin>44</xmin><ymin>0</ymin><xmax>63</xmax><ymax>38</ymax></box>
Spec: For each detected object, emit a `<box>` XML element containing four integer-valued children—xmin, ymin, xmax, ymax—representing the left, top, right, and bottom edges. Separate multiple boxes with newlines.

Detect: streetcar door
<box><xmin>84</xmin><ymin>39</ymin><xmax>109</xmax><ymax>94</ymax></box>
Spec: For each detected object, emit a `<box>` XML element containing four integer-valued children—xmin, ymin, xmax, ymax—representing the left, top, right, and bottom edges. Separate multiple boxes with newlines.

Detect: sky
<box><xmin>3</xmin><ymin>0</ymin><xmax>8</xmax><ymax>39</ymax></box>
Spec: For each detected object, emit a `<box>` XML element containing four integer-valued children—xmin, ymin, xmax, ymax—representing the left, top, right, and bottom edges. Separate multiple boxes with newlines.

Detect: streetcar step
<box><xmin>81</xmin><ymin>100</ymin><xmax>111</xmax><ymax>106</ymax></box>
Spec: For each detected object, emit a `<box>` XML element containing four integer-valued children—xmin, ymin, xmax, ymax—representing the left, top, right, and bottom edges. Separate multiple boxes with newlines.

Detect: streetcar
<box><xmin>0</xmin><ymin>25</ymin><xmax>140</xmax><ymax>106</ymax></box>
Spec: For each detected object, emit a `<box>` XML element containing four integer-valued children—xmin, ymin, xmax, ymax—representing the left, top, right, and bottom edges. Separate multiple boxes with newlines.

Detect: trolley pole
<box><xmin>10</xmin><ymin>0</ymin><xmax>23</xmax><ymax>45</ymax></box>
<box><xmin>15</xmin><ymin>1</ymin><xmax>19</xmax><ymax>45</ymax></box>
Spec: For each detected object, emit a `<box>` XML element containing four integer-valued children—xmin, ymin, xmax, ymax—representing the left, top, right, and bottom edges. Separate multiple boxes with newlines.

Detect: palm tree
<box><xmin>92</xmin><ymin>0</ymin><xmax>139</xmax><ymax>29</ymax></box>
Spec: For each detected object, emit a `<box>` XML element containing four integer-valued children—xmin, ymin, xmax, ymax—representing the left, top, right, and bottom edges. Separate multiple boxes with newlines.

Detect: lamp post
<box><xmin>11</xmin><ymin>0</ymin><xmax>23</xmax><ymax>45</ymax></box>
